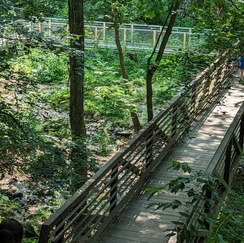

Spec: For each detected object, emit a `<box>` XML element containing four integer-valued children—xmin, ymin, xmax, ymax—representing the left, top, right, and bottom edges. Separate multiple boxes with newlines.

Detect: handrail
<box><xmin>39</xmin><ymin>52</ymin><xmax>236</xmax><ymax>243</ymax></box>
<box><xmin>179</xmin><ymin>103</ymin><xmax>244</xmax><ymax>242</ymax></box>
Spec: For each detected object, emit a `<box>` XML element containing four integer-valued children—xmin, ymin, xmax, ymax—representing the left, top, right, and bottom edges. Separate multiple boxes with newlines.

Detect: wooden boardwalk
<box><xmin>98</xmin><ymin>80</ymin><xmax>244</xmax><ymax>243</ymax></box>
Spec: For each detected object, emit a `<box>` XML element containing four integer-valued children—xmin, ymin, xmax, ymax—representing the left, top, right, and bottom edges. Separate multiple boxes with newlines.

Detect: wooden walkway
<box><xmin>98</xmin><ymin>80</ymin><xmax>244</xmax><ymax>243</ymax></box>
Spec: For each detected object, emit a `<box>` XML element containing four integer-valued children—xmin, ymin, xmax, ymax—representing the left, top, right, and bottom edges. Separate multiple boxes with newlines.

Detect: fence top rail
<box><xmin>207</xmin><ymin>102</ymin><xmax>244</xmax><ymax>174</ymax></box>
<box><xmin>16</xmin><ymin>18</ymin><xmax>194</xmax><ymax>33</ymax></box>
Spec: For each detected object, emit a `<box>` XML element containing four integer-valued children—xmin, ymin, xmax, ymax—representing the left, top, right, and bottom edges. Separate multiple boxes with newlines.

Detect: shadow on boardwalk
<box><xmin>98</xmin><ymin>80</ymin><xmax>244</xmax><ymax>243</ymax></box>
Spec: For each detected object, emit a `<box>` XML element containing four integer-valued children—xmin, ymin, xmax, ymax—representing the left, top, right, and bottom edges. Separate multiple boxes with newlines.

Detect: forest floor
<box><xmin>0</xmin><ymin>80</ymin><xmax>135</xmax><ymax>240</ymax></box>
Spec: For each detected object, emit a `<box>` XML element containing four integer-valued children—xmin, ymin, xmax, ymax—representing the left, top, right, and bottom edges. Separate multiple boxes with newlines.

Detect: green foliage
<box><xmin>23</xmin><ymin>239</ymin><xmax>38</xmax><ymax>243</ymax></box>
<box><xmin>147</xmin><ymin>161</ymin><xmax>221</xmax><ymax>242</ymax></box>
<box><xmin>147</xmin><ymin>160</ymin><xmax>244</xmax><ymax>243</ymax></box>
<box><xmin>12</xmin><ymin>48</ymin><xmax>68</xmax><ymax>84</ymax></box>
<box><xmin>188</xmin><ymin>0</ymin><xmax>244</xmax><ymax>53</ymax></box>
<box><xmin>0</xmin><ymin>193</ymin><xmax>21</xmax><ymax>221</ymax></box>
<box><xmin>0</xmin><ymin>194</ymin><xmax>12</xmax><ymax>215</ymax></box>
<box><xmin>90</xmin><ymin>122</ymin><xmax>113</xmax><ymax>156</ymax></box>
<box><xmin>207</xmin><ymin>191</ymin><xmax>244</xmax><ymax>243</ymax></box>
<box><xmin>152</xmin><ymin>51</ymin><xmax>211</xmax><ymax>106</ymax></box>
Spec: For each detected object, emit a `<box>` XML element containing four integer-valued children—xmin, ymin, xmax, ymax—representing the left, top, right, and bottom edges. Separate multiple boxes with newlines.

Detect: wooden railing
<box><xmin>2</xmin><ymin>18</ymin><xmax>202</xmax><ymax>52</ymax></box>
<box><xmin>38</xmin><ymin>52</ymin><xmax>236</xmax><ymax>243</ymax></box>
<box><xmin>208</xmin><ymin>104</ymin><xmax>244</xmax><ymax>186</ymax></box>
<box><xmin>181</xmin><ymin>103</ymin><xmax>244</xmax><ymax>243</ymax></box>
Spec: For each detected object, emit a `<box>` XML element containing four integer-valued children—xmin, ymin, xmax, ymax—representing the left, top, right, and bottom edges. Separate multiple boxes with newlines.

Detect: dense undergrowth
<box><xmin>0</xmin><ymin>44</ymin><xmax>213</xmax><ymax>242</ymax></box>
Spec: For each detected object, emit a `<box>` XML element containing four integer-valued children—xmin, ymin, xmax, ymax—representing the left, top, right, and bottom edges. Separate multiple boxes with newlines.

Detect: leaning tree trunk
<box><xmin>112</xmin><ymin>6</ymin><xmax>141</xmax><ymax>132</ymax></box>
<box><xmin>68</xmin><ymin>0</ymin><xmax>87</xmax><ymax>189</ymax></box>
<box><xmin>113</xmin><ymin>6</ymin><xmax>129</xmax><ymax>83</ymax></box>
<box><xmin>146</xmin><ymin>2</ymin><xmax>180</xmax><ymax>122</ymax></box>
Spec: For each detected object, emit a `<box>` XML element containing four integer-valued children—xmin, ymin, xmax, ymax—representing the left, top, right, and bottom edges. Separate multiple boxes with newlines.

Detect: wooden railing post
<box><xmin>146</xmin><ymin>131</ymin><xmax>153</xmax><ymax>168</ymax></box>
<box><xmin>171</xmin><ymin>104</ymin><xmax>178</xmax><ymax>138</ymax></box>
<box><xmin>110</xmin><ymin>164</ymin><xmax>118</xmax><ymax>212</ymax></box>
<box><xmin>38</xmin><ymin>225</ymin><xmax>49</xmax><ymax>243</ymax></box>
<box><xmin>203</xmin><ymin>188</ymin><xmax>212</xmax><ymax>231</ymax></box>
<box><xmin>224</xmin><ymin>139</ymin><xmax>232</xmax><ymax>185</ymax></box>
<box><xmin>190</xmin><ymin>85</ymin><xmax>197</xmax><ymax>116</ymax></box>
<box><xmin>240</xmin><ymin>115</ymin><xmax>244</xmax><ymax>150</ymax></box>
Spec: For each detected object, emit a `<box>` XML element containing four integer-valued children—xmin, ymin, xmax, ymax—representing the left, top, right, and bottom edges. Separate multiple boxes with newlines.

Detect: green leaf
<box><xmin>183</xmin><ymin>229</ymin><xmax>191</xmax><ymax>242</ymax></box>
<box><xmin>177</xmin><ymin>234</ymin><xmax>182</xmax><ymax>243</ymax></box>
<box><xmin>171</xmin><ymin>221</ymin><xmax>185</xmax><ymax>225</ymax></box>
<box><xmin>181</xmin><ymin>162</ymin><xmax>192</xmax><ymax>173</ymax></box>
<box><xmin>190</xmin><ymin>224</ymin><xmax>197</xmax><ymax>234</ymax></box>
<box><xmin>217</xmin><ymin>234</ymin><xmax>225</xmax><ymax>243</ymax></box>
<box><xmin>2</xmin><ymin>195</ymin><xmax>9</xmax><ymax>201</ymax></box>
<box><xmin>165</xmin><ymin>232</ymin><xmax>176</xmax><ymax>237</ymax></box>
<box><xmin>179</xmin><ymin>212</ymin><xmax>190</xmax><ymax>218</ymax></box>
<box><xmin>197</xmin><ymin>218</ymin><xmax>206</xmax><ymax>227</ymax></box>
<box><xmin>144</xmin><ymin>10</ymin><xmax>156</xmax><ymax>18</ymax></box>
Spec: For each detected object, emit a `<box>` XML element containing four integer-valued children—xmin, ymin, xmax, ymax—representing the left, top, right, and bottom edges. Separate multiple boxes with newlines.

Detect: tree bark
<box><xmin>68</xmin><ymin>0</ymin><xmax>86</xmax><ymax>136</ymax></box>
<box><xmin>146</xmin><ymin>2</ymin><xmax>180</xmax><ymax>122</ymax></box>
<box><xmin>113</xmin><ymin>6</ymin><xmax>128</xmax><ymax>83</ymax></box>
<box><xmin>112</xmin><ymin>5</ymin><xmax>141</xmax><ymax>132</ymax></box>
<box><xmin>68</xmin><ymin>0</ymin><xmax>87</xmax><ymax>189</ymax></box>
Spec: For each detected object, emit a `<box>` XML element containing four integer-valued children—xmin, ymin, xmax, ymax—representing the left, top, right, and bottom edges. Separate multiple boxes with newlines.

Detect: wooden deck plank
<box><xmin>97</xmin><ymin>82</ymin><xmax>244</xmax><ymax>243</ymax></box>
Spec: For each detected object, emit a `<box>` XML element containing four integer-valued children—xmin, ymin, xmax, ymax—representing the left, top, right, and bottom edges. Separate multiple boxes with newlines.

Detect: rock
<box><xmin>7</xmin><ymin>186</ymin><xmax>23</xmax><ymax>199</ymax></box>
<box><xmin>115</xmin><ymin>130</ymin><xmax>132</xmax><ymax>137</ymax></box>
<box><xmin>115</xmin><ymin>140</ymin><xmax>125</xmax><ymax>147</ymax></box>
<box><xmin>27</xmin><ymin>195</ymin><xmax>38</xmax><ymax>205</ymax></box>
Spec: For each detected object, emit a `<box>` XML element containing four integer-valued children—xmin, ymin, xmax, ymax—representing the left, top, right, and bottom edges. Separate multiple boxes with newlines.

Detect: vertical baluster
<box><xmin>171</xmin><ymin>104</ymin><xmax>178</xmax><ymax>138</ymax></box>
<box><xmin>240</xmin><ymin>115</ymin><xmax>244</xmax><ymax>150</ymax></box>
<box><xmin>146</xmin><ymin>131</ymin><xmax>153</xmax><ymax>168</ymax></box>
<box><xmin>190</xmin><ymin>84</ymin><xmax>197</xmax><ymax>118</ymax></box>
<box><xmin>38</xmin><ymin>224</ymin><xmax>49</xmax><ymax>243</ymax></box>
<box><xmin>110</xmin><ymin>164</ymin><xmax>118</xmax><ymax>212</ymax></box>
<box><xmin>224</xmin><ymin>139</ymin><xmax>232</xmax><ymax>185</ymax></box>
<box><xmin>203</xmin><ymin>188</ymin><xmax>212</xmax><ymax>231</ymax></box>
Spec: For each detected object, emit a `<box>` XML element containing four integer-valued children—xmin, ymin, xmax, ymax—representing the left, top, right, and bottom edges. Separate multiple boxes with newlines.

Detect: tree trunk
<box><xmin>69</xmin><ymin>0</ymin><xmax>86</xmax><ymax>136</ymax></box>
<box><xmin>68</xmin><ymin>0</ymin><xmax>87</xmax><ymax>189</ymax></box>
<box><xmin>112</xmin><ymin>5</ymin><xmax>141</xmax><ymax>132</ymax></box>
<box><xmin>113</xmin><ymin>6</ymin><xmax>128</xmax><ymax>83</ymax></box>
<box><xmin>146</xmin><ymin>2</ymin><xmax>180</xmax><ymax>122</ymax></box>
